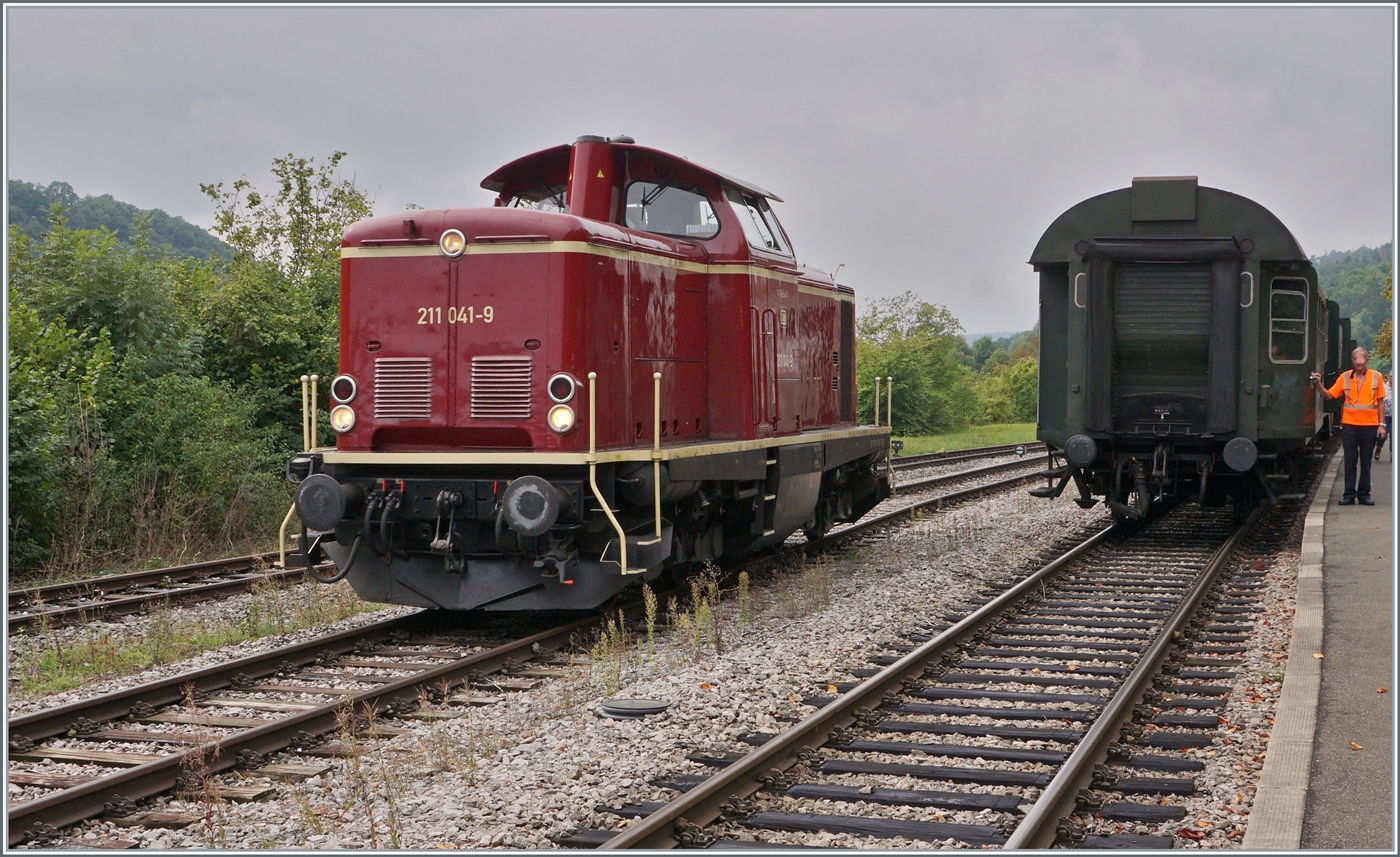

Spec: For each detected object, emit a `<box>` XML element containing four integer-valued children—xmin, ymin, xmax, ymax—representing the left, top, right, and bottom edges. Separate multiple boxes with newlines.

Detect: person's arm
<box><xmin>1379</xmin><ymin>377</ymin><xmax>1388</xmax><ymax>438</ymax></box>
<box><xmin>1311</xmin><ymin>372</ymin><xmax>1341</xmax><ymax>400</ymax></box>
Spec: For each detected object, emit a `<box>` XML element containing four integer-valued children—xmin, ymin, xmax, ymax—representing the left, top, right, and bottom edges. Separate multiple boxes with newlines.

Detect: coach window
<box><xmin>726</xmin><ymin>188</ymin><xmax>791</xmax><ymax>255</ymax></box>
<box><xmin>624</xmin><ymin>182</ymin><xmax>719</xmax><ymax>239</ymax></box>
<box><xmin>1269</xmin><ymin>277</ymin><xmax>1308</xmax><ymax>363</ymax></box>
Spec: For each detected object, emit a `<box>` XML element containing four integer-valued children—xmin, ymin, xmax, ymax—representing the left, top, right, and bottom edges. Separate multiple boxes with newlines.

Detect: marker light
<box><xmin>440</xmin><ymin>229</ymin><xmax>466</xmax><ymax>257</ymax></box>
<box><xmin>329</xmin><ymin>405</ymin><xmax>357</xmax><ymax>433</ymax></box>
<box><xmin>331</xmin><ymin>375</ymin><xmax>357</xmax><ymax>403</ymax></box>
<box><xmin>547</xmin><ymin>404</ymin><xmax>576</xmax><ymax>433</ymax></box>
<box><xmin>548</xmin><ymin>373</ymin><xmax>577</xmax><ymax>403</ymax></box>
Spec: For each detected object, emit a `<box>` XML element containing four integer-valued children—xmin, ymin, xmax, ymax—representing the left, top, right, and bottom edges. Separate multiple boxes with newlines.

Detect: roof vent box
<box><xmin>1131</xmin><ymin>176</ymin><xmax>1198</xmax><ymax>222</ymax></box>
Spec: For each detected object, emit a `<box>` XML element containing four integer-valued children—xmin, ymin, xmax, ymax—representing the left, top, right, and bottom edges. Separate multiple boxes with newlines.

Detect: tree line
<box><xmin>7</xmin><ymin>154</ymin><xmax>370</xmax><ymax>578</ymax></box>
<box><xmin>1314</xmin><ymin>243</ymin><xmax>1393</xmax><ymax>372</ymax></box>
<box><xmin>854</xmin><ymin>293</ymin><xmax>1038</xmax><ymax>435</ymax></box>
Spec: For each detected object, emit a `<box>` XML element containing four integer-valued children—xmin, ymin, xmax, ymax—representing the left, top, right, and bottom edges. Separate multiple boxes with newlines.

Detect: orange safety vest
<box><xmin>1329</xmin><ymin>368</ymin><xmax>1387</xmax><ymax>426</ymax></box>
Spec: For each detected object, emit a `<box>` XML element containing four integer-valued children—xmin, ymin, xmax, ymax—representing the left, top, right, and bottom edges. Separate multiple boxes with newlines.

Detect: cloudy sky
<box><xmin>6</xmin><ymin>5</ymin><xmax>1395</xmax><ymax>334</ymax></box>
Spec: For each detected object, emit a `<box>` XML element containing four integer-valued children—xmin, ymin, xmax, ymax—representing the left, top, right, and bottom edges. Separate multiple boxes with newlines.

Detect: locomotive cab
<box><xmin>289</xmin><ymin>136</ymin><xmax>890</xmax><ymax>611</ymax></box>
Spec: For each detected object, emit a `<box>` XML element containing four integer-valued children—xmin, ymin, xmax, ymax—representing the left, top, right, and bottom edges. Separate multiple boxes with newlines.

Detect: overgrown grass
<box><xmin>895</xmin><ymin>422</ymin><xmax>1037</xmax><ymax>456</ymax></box>
<box><xmin>11</xmin><ymin>579</ymin><xmax>380</xmax><ymax>696</ymax></box>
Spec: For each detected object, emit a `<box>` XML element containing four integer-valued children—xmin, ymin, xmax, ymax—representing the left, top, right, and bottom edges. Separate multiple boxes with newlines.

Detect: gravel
<box><xmin>16</xmin><ymin>482</ymin><xmax>1103</xmax><ymax>849</ymax></box>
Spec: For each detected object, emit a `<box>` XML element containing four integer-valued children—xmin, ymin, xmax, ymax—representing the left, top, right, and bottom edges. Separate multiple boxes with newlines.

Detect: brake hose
<box><xmin>313</xmin><ymin>534</ymin><xmax>360</xmax><ymax>584</ymax></box>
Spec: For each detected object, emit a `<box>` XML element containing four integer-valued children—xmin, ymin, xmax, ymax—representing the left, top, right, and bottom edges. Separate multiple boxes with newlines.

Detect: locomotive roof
<box><xmin>480</xmin><ymin>140</ymin><xmax>784</xmax><ymax>202</ymax></box>
<box><xmin>1029</xmin><ymin>178</ymin><xmax>1308</xmax><ymax>265</ymax></box>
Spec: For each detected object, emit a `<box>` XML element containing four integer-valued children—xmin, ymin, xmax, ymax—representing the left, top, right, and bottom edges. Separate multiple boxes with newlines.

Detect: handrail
<box><xmin>653</xmin><ymin>372</ymin><xmax>663</xmax><ymax>540</ymax></box>
<box><xmin>586</xmin><ymin>372</ymin><xmax>640</xmax><ymax>575</ymax></box>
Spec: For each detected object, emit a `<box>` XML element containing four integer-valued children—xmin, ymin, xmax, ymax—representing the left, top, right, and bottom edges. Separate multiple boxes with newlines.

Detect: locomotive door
<box><xmin>450</xmin><ymin>252</ymin><xmax>548</xmax><ymax>432</ymax></box>
<box><xmin>628</xmin><ymin>254</ymin><xmax>707</xmax><ymax>444</ymax></box>
<box><xmin>750</xmin><ymin>306</ymin><xmax>778</xmax><ymax>432</ymax></box>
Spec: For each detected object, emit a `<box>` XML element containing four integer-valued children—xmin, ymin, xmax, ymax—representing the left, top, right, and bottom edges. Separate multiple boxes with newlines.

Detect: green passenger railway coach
<box><xmin>1029</xmin><ymin>177</ymin><xmax>1348</xmax><ymax>521</ymax></box>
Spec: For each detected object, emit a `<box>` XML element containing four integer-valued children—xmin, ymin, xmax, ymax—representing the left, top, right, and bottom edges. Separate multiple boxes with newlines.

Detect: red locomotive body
<box><xmin>292</xmin><ymin>137</ymin><xmax>890</xmax><ymax>611</ymax></box>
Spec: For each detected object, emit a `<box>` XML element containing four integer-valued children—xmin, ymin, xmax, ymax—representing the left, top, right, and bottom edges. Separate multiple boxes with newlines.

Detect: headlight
<box><xmin>331</xmin><ymin>375</ymin><xmax>357</xmax><ymax>403</ymax></box>
<box><xmin>440</xmin><ymin>229</ymin><xmax>466</xmax><ymax>257</ymax></box>
<box><xmin>547</xmin><ymin>404</ymin><xmax>575</xmax><ymax>433</ymax></box>
<box><xmin>329</xmin><ymin>405</ymin><xmax>357</xmax><ymax>433</ymax></box>
<box><xmin>548</xmin><ymin>373</ymin><xmax>577</xmax><ymax>403</ymax></box>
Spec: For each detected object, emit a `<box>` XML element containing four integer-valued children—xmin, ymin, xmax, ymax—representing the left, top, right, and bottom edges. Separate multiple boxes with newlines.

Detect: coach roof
<box><xmin>1029</xmin><ymin>178</ymin><xmax>1307</xmax><ymax>265</ymax></box>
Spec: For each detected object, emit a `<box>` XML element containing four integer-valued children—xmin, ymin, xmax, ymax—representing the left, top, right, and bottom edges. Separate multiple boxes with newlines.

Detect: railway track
<box><xmin>3</xmin><ymin>445</ymin><xmax>1051</xmax><ymax>847</ymax></box>
<box><xmin>6</xmin><ymin>610</ymin><xmax>606</xmax><ymax>846</ymax></box>
<box><xmin>890</xmin><ymin>441</ymin><xmax>1044</xmax><ymax>472</ymax></box>
<box><xmin>8</xmin><ymin>554</ymin><xmax>303</xmax><ymax>633</ymax></box>
<box><xmin>8</xmin><ymin>443</ymin><xmax>1043</xmax><ymax>636</ymax></box>
<box><xmin>568</xmin><ymin>488</ymin><xmax>1304</xmax><ymax>849</ymax></box>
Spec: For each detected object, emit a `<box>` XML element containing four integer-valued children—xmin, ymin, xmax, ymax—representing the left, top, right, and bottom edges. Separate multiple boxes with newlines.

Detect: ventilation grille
<box><xmin>471</xmin><ymin>356</ymin><xmax>532</xmax><ymax>419</ymax></box>
<box><xmin>374</xmin><ymin>358</ymin><xmax>433</xmax><ymax>420</ymax></box>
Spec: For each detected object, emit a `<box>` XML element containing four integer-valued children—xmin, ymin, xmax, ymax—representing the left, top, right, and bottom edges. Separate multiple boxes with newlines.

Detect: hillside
<box><xmin>1314</xmin><ymin>243</ymin><xmax>1392</xmax><ymax>359</ymax></box>
<box><xmin>9</xmin><ymin>179</ymin><xmax>228</xmax><ymax>260</ymax></box>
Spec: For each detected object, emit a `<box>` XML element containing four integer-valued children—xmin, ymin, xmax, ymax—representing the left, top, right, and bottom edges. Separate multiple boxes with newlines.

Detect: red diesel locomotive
<box><xmin>290</xmin><ymin>136</ymin><xmax>891</xmax><ymax>611</ymax></box>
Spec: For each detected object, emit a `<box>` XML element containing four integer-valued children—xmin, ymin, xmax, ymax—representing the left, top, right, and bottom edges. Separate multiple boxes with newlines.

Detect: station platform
<box><xmin>1246</xmin><ymin>447</ymin><xmax>1394</xmax><ymax>849</ymax></box>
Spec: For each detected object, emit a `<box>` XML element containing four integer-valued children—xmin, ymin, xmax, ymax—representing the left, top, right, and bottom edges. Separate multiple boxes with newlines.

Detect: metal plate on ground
<box><xmin>599</xmin><ymin>698</ymin><xmax>670</xmax><ymax>719</ymax></box>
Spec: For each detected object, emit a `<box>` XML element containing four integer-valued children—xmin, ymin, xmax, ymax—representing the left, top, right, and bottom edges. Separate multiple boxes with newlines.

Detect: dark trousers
<box><xmin>1341</xmin><ymin>423</ymin><xmax>1379</xmax><ymax>499</ymax></box>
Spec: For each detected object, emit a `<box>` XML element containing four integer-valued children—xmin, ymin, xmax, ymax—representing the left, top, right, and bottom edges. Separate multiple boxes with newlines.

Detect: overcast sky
<box><xmin>5</xmin><ymin>5</ymin><xmax>1395</xmax><ymax>334</ymax></box>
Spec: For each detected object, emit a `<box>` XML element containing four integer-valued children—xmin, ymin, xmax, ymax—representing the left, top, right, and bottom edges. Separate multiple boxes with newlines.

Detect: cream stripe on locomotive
<box><xmin>317</xmin><ymin>424</ymin><xmax>889</xmax><ymax>466</ymax></box>
<box><xmin>339</xmin><ymin>241</ymin><xmax>854</xmax><ymax>301</ymax></box>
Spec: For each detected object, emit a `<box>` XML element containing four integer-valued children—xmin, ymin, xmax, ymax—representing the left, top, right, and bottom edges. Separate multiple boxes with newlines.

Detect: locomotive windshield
<box><xmin>624</xmin><ymin>182</ymin><xmax>719</xmax><ymax>238</ymax></box>
<box><xmin>505</xmin><ymin>182</ymin><xmax>567</xmax><ymax>213</ymax></box>
<box><xmin>725</xmin><ymin>187</ymin><xmax>790</xmax><ymax>255</ymax></box>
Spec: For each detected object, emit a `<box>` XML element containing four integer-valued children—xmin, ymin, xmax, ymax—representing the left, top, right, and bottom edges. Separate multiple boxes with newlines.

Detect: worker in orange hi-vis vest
<box><xmin>1311</xmin><ymin>346</ymin><xmax>1388</xmax><ymax>506</ymax></box>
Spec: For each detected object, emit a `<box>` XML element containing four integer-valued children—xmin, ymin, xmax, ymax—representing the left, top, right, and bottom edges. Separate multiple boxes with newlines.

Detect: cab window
<box><xmin>725</xmin><ymin>187</ymin><xmax>790</xmax><ymax>255</ymax></box>
<box><xmin>1269</xmin><ymin>277</ymin><xmax>1308</xmax><ymax>363</ymax></box>
<box><xmin>505</xmin><ymin>183</ymin><xmax>567</xmax><ymax>213</ymax></box>
<box><xmin>624</xmin><ymin>182</ymin><xmax>719</xmax><ymax>239</ymax></box>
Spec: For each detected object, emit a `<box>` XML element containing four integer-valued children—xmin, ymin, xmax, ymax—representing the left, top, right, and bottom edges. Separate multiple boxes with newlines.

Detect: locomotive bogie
<box><xmin>1030</xmin><ymin>177</ymin><xmax>1341</xmax><ymax>519</ymax></box>
<box><xmin>291</xmin><ymin>137</ymin><xmax>891</xmax><ymax>609</ymax></box>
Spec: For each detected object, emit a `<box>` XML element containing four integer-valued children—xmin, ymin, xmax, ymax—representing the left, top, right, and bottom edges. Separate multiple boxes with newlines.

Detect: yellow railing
<box><xmin>586</xmin><ymin>372</ymin><xmax>645</xmax><ymax>575</ymax></box>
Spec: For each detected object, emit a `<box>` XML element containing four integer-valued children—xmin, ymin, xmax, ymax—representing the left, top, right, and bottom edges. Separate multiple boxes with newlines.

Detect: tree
<box><xmin>1374</xmin><ymin>274</ymin><xmax>1393</xmax><ymax>374</ymax></box>
<box><xmin>972</xmin><ymin>336</ymin><xmax>997</xmax><ymax>372</ymax></box>
<box><xmin>200</xmin><ymin>152</ymin><xmax>374</xmax><ymax>446</ymax></box>
<box><xmin>856</xmin><ymin>292</ymin><xmax>977</xmax><ymax>434</ymax></box>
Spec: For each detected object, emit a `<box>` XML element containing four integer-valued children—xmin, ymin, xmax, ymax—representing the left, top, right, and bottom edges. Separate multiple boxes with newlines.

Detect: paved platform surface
<box><xmin>1300</xmin><ymin>453</ymin><xmax>1393</xmax><ymax>849</ymax></box>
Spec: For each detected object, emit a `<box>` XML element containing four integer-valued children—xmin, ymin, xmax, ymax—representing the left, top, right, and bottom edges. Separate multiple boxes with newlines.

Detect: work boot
<box><xmin>1339</xmin><ymin>496</ymin><xmax>1357</xmax><ymax>505</ymax></box>
<box><xmin>1359</xmin><ymin>496</ymin><xmax>1376</xmax><ymax>506</ymax></box>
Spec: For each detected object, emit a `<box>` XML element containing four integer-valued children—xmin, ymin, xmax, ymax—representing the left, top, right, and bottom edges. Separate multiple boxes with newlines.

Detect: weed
<box><xmin>736</xmin><ymin>571</ymin><xmax>751</xmax><ymax>627</ymax></box>
<box><xmin>589</xmin><ymin>610</ymin><xmax>632</xmax><ymax>694</ymax></box>
<box><xmin>177</xmin><ymin>684</ymin><xmax>226</xmax><ymax>848</ymax></box>
<box><xmin>642</xmin><ymin>583</ymin><xmax>657</xmax><ymax>659</ymax></box>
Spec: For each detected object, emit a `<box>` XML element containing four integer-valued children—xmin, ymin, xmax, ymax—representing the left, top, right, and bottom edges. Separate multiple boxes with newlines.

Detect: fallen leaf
<box><xmin>1313</xmin><ymin>652</ymin><xmax>1325</xmax><ymax>659</ymax></box>
<box><xmin>434</xmin><ymin>845</ymin><xmax>459</xmax><ymax>850</ymax></box>
<box><xmin>1379</xmin><ymin>687</ymin><xmax>1389</xmax><ymax>694</ymax></box>
<box><xmin>1226</xmin><ymin>828</ymin><xmax>1244</xmax><ymax>840</ymax></box>
<box><xmin>1031</xmin><ymin>667</ymin><xmax>1042</xmax><ymax>673</ymax></box>
<box><xmin>1177</xmin><ymin>829</ymin><xmax>1204</xmax><ymax>840</ymax></box>
<box><xmin>700</xmin><ymin>683</ymin><xmax>714</xmax><ymax>690</ymax></box>
<box><xmin>1351</xmin><ymin>741</ymin><xmax>1363</xmax><ymax>751</ymax></box>
<box><xmin>826</xmin><ymin>684</ymin><xmax>837</xmax><ymax>693</ymax></box>
<box><xmin>787</xmin><ymin>693</ymin><xmax>797</xmax><ymax>702</ymax></box>
<box><xmin>1065</xmin><ymin>665</ymin><xmax>1079</xmax><ymax>672</ymax></box>
<box><xmin>1233</xmin><ymin>793</ymin><xmax>1243</xmax><ymax>804</ymax></box>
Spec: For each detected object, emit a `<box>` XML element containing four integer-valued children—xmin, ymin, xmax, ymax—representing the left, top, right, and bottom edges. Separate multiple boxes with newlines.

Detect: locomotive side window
<box><xmin>624</xmin><ymin>182</ymin><xmax>719</xmax><ymax>238</ymax></box>
<box><xmin>505</xmin><ymin>183</ymin><xmax>567</xmax><ymax>213</ymax></box>
<box><xmin>725</xmin><ymin>188</ymin><xmax>790</xmax><ymax>255</ymax></box>
<box><xmin>1269</xmin><ymin>277</ymin><xmax>1309</xmax><ymax>363</ymax></box>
